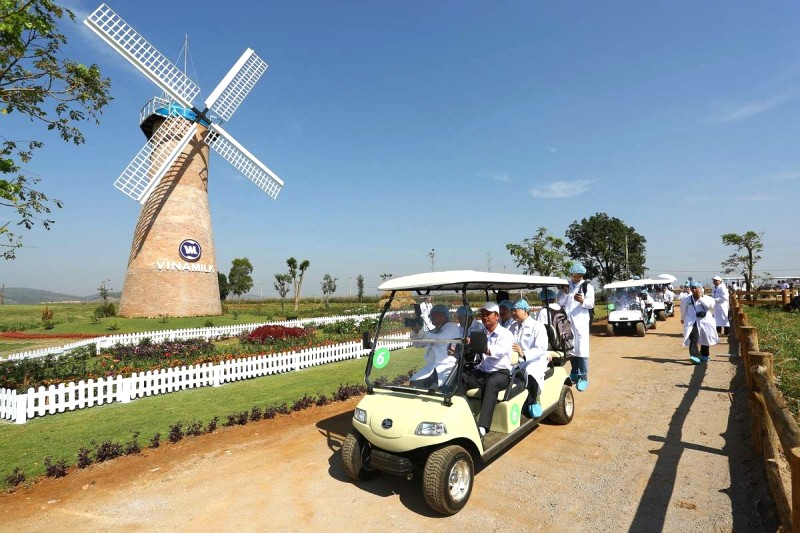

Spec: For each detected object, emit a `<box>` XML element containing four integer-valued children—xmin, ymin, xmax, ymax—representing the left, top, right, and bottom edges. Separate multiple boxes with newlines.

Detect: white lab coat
<box><xmin>681</xmin><ymin>295</ymin><xmax>719</xmax><ymax>347</ymax></box>
<box><xmin>712</xmin><ymin>284</ymin><xmax>730</xmax><ymax>328</ymax></box>
<box><xmin>409</xmin><ymin>321</ymin><xmax>461</xmax><ymax>387</ymax></box>
<box><xmin>419</xmin><ymin>300</ymin><xmax>433</xmax><ymax>330</ymax></box>
<box><xmin>509</xmin><ymin>316</ymin><xmax>549</xmax><ymax>394</ymax></box>
<box><xmin>557</xmin><ymin>279</ymin><xmax>594</xmax><ymax>358</ymax></box>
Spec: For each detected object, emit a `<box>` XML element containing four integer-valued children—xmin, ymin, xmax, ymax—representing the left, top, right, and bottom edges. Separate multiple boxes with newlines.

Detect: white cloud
<box><xmin>529</xmin><ymin>179</ymin><xmax>593</xmax><ymax>198</ymax></box>
<box><xmin>547</xmin><ymin>147</ymin><xmax>558</xmax><ymax>153</ymax></box>
<box><xmin>491</xmin><ymin>173</ymin><xmax>511</xmax><ymax>184</ymax></box>
<box><xmin>737</xmin><ymin>193</ymin><xmax>772</xmax><ymax>202</ymax></box>
<box><xmin>712</xmin><ymin>90</ymin><xmax>799</xmax><ymax>122</ymax></box>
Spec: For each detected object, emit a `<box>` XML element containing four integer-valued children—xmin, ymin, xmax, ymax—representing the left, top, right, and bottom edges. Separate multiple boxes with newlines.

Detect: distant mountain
<box><xmin>0</xmin><ymin>287</ymin><xmax>122</xmax><ymax>305</ymax></box>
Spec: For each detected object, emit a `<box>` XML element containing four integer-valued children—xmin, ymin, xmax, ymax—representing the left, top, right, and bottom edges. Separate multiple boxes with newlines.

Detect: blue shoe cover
<box><xmin>569</xmin><ymin>372</ymin><xmax>579</xmax><ymax>383</ymax></box>
<box><xmin>689</xmin><ymin>355</ymin><xmax>701</xmax><ymax>365</ymax></box>
<box><xmin>576</xmin><ymin>377</ymin><xmax>589</xmax><ymax>392</ymax></box>
<box><xmin>529</xmin><ymin>402</ymin><xmax>543</xmax><ymax>418</ymax></box>
<box><xmin>700</xmin><ymin>356</ymin><xmax>709</xmax><ymax>362</ymax></box>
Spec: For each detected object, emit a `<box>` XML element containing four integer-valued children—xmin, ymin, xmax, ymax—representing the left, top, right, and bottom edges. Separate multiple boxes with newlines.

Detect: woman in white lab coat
<box><xmin>711</xmin><ymin>276</ymin><xmax>730</xmax><ymax>336</ymax></box>
<box><xmin>680</xmin><ymin>281</ymin><xmax>719</xmax><ymax>364</ymax></box>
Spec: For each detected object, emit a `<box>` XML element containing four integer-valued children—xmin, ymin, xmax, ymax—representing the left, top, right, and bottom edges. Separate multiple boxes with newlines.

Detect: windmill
<box><xmin>84</xmin><ymin>3</ymin><xmax>284</xmax><ymax>317</ymax></box>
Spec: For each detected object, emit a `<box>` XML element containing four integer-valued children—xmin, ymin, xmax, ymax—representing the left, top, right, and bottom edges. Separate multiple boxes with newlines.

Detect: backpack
<box><xmin>546</xmin><ymin>307</ymin><xmax>575</xmax><ymax>353</ymax></box>
<box><xmin>581</xmin><ymin>281</ymin><xmax>595</xmax><ymax>324</ymax></box>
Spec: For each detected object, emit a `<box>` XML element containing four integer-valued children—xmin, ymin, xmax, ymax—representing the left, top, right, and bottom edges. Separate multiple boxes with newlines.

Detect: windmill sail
<box><xmin>204</xmin><ymin>49</ymin><xmax>268</xmax><ymax>122</ymax></box>
<box><xmin>114</xmin><ymin>114</ymin><xmax>198</xmax><ymax>204</ymax></box>
<box><xmin>84</xmin><ymin>3</ymin><xmax>200</xmax><ymax>108</ymax></box>
<box><xmin>205</xmin><ymin>124</ymin><xmax>284</xmax><ymax>199</ymax></box>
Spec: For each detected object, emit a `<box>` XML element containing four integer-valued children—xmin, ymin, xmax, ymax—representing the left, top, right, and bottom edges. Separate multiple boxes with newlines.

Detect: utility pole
<box><xmin>428</xmin><ymin>248</ymin><xmax>435</xmax><ymax>271</ymax></box>
<box><xmin>0</xmin><ymin>284</ymin><xmax>4</xmax><ymax>306</ymax></box>
<box><xmin>625</xmin><ymin>233</ymin><xmax>630</xmax><ymax>279</ymax></box>
<box><xmin>486</xmin><ymin>252</ymin><xmax>492</xmax><ymax>272</ymax></box>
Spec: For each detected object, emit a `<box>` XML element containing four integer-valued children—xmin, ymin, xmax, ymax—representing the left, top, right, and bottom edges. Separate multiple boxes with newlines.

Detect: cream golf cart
<box><xmin>604</xmin><ymin>278</ymin><xmax>656</xmax><ymax>337</ymax></box>
<box><xmin>341</xmin><ymin>271</ymin><xmax>573</xmax><ymax>515</ymax></box>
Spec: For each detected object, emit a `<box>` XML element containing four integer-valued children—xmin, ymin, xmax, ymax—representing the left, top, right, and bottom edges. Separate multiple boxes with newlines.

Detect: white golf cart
<box><xmin>341</xmin><ymin>271</ymin><xmax>573</xmax><ymax>515</ymax></box>
<box><xmin>604</xmin><ymin>278</ymin><xmax>657</xmax><ymax>337</ymax></box>
<box><xmin>645</xmin><ymin>276</ymin><xmax>676</xmax><ymax>321</ymax></box>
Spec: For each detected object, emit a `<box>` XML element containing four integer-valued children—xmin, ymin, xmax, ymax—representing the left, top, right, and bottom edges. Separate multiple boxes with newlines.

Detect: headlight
<box><xmin>415</xmin><ymin>422</ymin><xmax>447</xmax><ymax>436</ymax></box>
<box><xmin>354</xmin><ymin>407</ymin><xmax>367</xmax><ymax>424</ymax></box>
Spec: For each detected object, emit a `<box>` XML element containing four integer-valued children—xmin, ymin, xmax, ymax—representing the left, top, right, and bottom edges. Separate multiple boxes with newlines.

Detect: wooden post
<box><xmin>790</xmin><ymin>447</ymin><xmax>800</xmax><ymax>533</ymax></box>
<box><xmin>739</xmin><ymin>326</ymin><xmax>758</xmax><ymax>389</ymax></box>
<box><xmin>751</xmin><ymin>350</ymin><xmax>773</xmax><ymax>381</ymax></box>
<box><xmin>783</xmin><ymin>289</ymin><xmax>790</xmax><ymax>307</ymax></box>
<box><xmin>751</xmin><ymin>392</ymin><xmax>763</xmax><ymax>455</ymax></box>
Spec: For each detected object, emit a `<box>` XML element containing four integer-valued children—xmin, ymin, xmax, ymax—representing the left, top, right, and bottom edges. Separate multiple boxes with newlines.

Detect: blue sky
<box><xmin>2</xmin><ymin>0</ymin><xmax>799</xmax><ymax>296</ymax></box>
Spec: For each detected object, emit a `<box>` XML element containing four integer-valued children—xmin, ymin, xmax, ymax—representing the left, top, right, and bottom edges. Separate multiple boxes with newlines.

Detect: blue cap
<box><xmin>539</xmin><ymin>288</ymin><xmax>556</xmax><ymax>301</ymax></box>
<box><xmin>512</xmin><ymin>299</ymin><xmax>531</xmax><ymax>310</ymax></box>
<box><xmin>498</xmin><ymin>299</ymin><xmax>513</xmax><ymax>310</ymax></box>
<box><xmin>456</xmin><ymin>305</ymin><xmax>473</xmax><ymax>317</ymax></box>
<box><xmin>689</xmin><ymin>281</ymin><xmax>703</xmax><ymax>288</ymax></box>
<box><xmin>569</xmin><ymin>262</ymin><xmax>586</xmax><ymax>275</ymax></box>
<box><xmin>430</xmin><ymin>304</ymin><xmax>450</xmax><ymax>320</ymax></box>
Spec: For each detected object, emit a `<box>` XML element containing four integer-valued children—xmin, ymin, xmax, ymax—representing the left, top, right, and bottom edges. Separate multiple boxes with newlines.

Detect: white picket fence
<box><xmin>0</xmin><ymin>332</ymin><xmax>412</xmax><ymax>424</ymax></box>
<box><xmin>3</xmin><ymin>313</ymin><xmax>381</xmax><ymax>361</ymax></box>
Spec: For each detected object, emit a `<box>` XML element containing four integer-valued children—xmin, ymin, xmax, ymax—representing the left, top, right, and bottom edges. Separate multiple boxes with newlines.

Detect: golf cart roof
<box><xmin>378</xmin><ymin>270</ymin><xmax>567</xmax><ymax>292</ymax></box>
<box><xmin>604</xmin><ymin>278</ymin><xmax>673</xmax><ymax>290</ymax></box>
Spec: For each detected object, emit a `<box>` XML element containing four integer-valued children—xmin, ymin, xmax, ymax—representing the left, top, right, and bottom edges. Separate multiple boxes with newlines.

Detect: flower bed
<box><xmin>0</xmin><ymin>325</ymin><xmax>371</xmax><ymax>391</ymax></box>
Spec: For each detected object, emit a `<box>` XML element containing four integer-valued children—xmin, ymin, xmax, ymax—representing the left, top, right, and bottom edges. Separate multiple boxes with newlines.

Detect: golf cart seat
<box><xmin>465</xmin><ymin>349</ymin><xmax>526</xmax><ymax>401</ymax></box>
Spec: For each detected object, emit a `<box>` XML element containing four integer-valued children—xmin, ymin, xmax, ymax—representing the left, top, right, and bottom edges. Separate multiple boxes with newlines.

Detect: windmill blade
<box><xmin>114</xmin><ymin>114</ymin><xmax>198</xmax><ymax>204</ymax></box>
<box><xmin>204</xmin><ymin>49</ymin><xmax>268</xmax><ymax>122</ymax></box>
<box><xmin>204</xmin><ymin>124</ymin><xmax>284</xmax><ymax>199</ymax></box>
<box><xmin>84</xmin><ymin>3</ymin><xmax>200</xmax><ymax>109</ymax></box>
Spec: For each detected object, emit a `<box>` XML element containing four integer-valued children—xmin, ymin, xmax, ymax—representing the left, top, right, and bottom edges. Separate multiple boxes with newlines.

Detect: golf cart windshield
<box><xmin>363</xmin><ymin>270</ymin><xmax>568</xmax><ymax>399</ymax></box>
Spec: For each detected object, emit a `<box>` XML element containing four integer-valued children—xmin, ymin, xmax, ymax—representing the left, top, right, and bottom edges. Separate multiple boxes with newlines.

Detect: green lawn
<box><xmin>0</xmin><ymin>347</ymin><xmax>421</xmax><ymax>487</ymax></box>
<box><xmin>746</xmin><ymin>307</ymin><xmax>800</xmax><ymax>416</ymax></box>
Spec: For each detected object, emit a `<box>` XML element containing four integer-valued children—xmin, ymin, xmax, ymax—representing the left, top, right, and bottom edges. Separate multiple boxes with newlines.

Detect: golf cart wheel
<box><xmin>606</xmin><ymin>323</ymin><xmax>615</xmax><ymax>337</ymax></box>
<box><xmin>548</xmin><ymin>385</ymin><xmax>575</xmax><ymax>425</ymax></box>
<box><xmin>657</xmin><ymin>310</ymin><xmax>667</xmax><ymax>321</ymax></box>
<box><xmin>650</xmin><ymin>320</ymin><xmax>657</xmax><ymax>330</ymax></box>
<box><xmin>635</xmin><ymin>322</ymin><xmax>646</xmax><ymax>337</ymax></box>
<box><xmin>342</xmin><ymin>431</ymin><xmax>376</xmax><ymax>481</ymax></box>
<box><xmin>423</xmin><ymin>445</ymin><xmax>474</xmax><ymax>515</ymax></box>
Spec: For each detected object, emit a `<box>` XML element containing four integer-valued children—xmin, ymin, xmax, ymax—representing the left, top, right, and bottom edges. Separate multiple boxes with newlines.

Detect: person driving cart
<box><xmin>461</xmin><ymin>302</ymin><xmax>514</xmax><ymax>438</ymax></box>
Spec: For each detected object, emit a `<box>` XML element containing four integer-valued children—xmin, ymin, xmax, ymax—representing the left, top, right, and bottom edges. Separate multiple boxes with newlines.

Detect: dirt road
<box><xmin>0</xmin><ymin>315</ymin><xmax>777</xmax><ymax>532</ymax></box>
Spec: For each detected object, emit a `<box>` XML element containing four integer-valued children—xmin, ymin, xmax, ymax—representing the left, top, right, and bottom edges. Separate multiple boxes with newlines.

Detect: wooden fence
<box><xmin>731</xmin><ymin>292</ymin><xmax>800</xmax><ymax>532</ymax></box>
<box><xmin>733</xmin><ymin>289</ymin><xmax>794</xmax><ymax>307</ymax></box>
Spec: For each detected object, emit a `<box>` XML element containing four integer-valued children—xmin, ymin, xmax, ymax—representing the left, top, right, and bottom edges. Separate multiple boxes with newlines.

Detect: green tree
<box><xmin>356</xmin><ymin>274</ymin><xmax>364</xmax><ymax>303</ymax></box>
<box><xmin>321</xmin><ymin>273</ymin><xmax>338</xmax><ymax>309</ymax></box>
<box><xmin>565</xmin><ymin>213</ymin><xmax>647</xmax><ymax>285</ymax></box>
<box><xmin>379</xmin><ymin>273</ymin><xmax>393</xmax><ymax>282</ymax></box>
<box><xmin>228</xmin><ymin>258</ymin><xmax>254</xmax><ymax>304</ymax></box>
<box><xmin>217</xmin><ymin>272</ymin><xmax>229</xmax><ymax>301</ymax></box>
<box><xmin>506</xmin><ymin>227</ymin><xmax>571</xmax><ymax>276</ymax></box>
<box><xmin>97</xmin><ymin>279</ymin><xmax>111</xmax><ymax>302</ymax></box>
<box><xmin>273</xmin><ymin>272</ymin><xmax>291</xmax><ymax>311</ymax></box>
<box><xmin>286</xmin><ymin>257</ymin><xmax>310</xmax><ymax>311</ymax></box>
<box><xmin>1</xmin><ymin>1</ymin><xmax>112</xmax><ymax>259</ymax></box>
<box><xmin>721</xmin><ymin>231</ymin><xmax>764</xmax><ymax>293</ymax></box>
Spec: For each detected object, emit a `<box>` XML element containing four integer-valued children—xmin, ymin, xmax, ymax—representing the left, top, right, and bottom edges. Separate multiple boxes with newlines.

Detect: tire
<box><xmin>342</xmin><ymin>431</ymin><xmax>376</xmax><ymax>481</ymax></box>
<box><xmin>606</xmin><ymin>323</ymin><xmax>615</xmax><ymax>337</ymax></box>
<box><xmin>657</xmin><ymin>310</ymin><xmax>667</xmax><ymax>321</ymax></box>
<box><xmin>548</xmin><ymin>385</ymin><xmax>575</xmax><ymax>425</ymax></box>
<box><xmin>650</xmin><ymin>320</ymin><xmax>657</xmax><ymax>330</ymax></box>
<box><xmin>635</xmin><ymin>322</ymin><xmax>646</xmax><ymax>337</ymax></box>
<box><xmin>423</xmin><ymin>445</ymin><xmax>474</xmax><ymax>515</ymax></box>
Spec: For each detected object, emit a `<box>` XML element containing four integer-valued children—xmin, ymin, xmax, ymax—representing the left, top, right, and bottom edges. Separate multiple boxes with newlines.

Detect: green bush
<box><xmin>94</xmin><ymin>302</ymin><xmax>116</xmax><ymax>318</ymax></box>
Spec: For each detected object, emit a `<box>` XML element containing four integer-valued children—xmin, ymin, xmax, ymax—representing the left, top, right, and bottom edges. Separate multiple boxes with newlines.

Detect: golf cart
<box><xmin>646</xmin><ymin>276</ymin><xmax>676</xmax><ymax>321</ymax></box>
<box><xmin>341</xmin><ymin>271</ymin><xmax>573</xmax><ymax>515</ymax></box>
<box><xmin>604</xmin><ymin>278</ymin><xmax>657</xmax><ymax>337</ymax></box>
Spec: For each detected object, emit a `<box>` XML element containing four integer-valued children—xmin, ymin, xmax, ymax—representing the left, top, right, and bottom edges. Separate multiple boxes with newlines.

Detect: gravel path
<box><xmin>0</xmin><ymin>314</ymin><xmax>778</xmax><ymax>531</ymax></box>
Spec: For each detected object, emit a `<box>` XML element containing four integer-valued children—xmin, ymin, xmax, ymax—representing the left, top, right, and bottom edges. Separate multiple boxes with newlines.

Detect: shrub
<box><xmin>207</xmin><ymin>416</ymin><xmax>219</xmax><ymax>433</ymax></box>
<box><xmin>41</xmin><ymin>306</ymin><xmax>54</xmax><ymax>322</ymax></box>
<box><xmin>276</xmin><ymin>402</ymin><xmax>291</xmax><ymax>415</ymax></box>
<box><xmin>315</xmin><ymin>394</ymin><xmax>329</xmax><ymax>406</ymax></box>
<box><xmin>292</xmin><ymin>394</ymin><xmax>316</xmax><ymax>411</ymax></box>
<box><xmin>125</xmin><ymin>432</ymin><xmax>141</xmax><ymax>455</ymax></box>
<box><xmin>263</xmin><ymin>405</ymin><xmax>278</xmax><ymax>419</ymax></box>
<box><xmin>168</xmin><ymin>422</ymin><xmax>184</xmax><ymax>443</ymax></box>
<box><xmin>94</xmin><ymin>302</ymin><xmax>116</xmax><ymax>318</ymax></box>
<box><xmin>149</xmin><ymin>433</ymin><xmax>161</xmax><ymax>449</ymax></box>
<box><xmin>43</xmin><ymin>457</ymin><xmax>68</xmax><ymax>478</ymax></box>
<box><xmin>186</xmin><ymin>420</ymin><xmax>204</xmax><ymax>437</ymax></box>
<box><xmin>42</xmin><ymin>320</ymin><xmax>55</xmax><ymax>330</ymax></box>
<box><xmin>333</xmin><ymin>383</ymin><xmax>366</xmax><ymax>402</ymax></box>
<box><xmin>76</xmin><ymin>447</ymin><xmax>93</xmax><ymax>468</ymax></box>
<box><xmin>158</xmin><ymin>314</ymin><xmax>169</xmax><ymax>324</ymax></box>
<box><xmin>94</xmin><ymin>440</ymin><xmax>123</xmax><ymax>462</ymax></box>
<box><xmin>204</xmin><ymin>319</ymin><xmax>214</xmax><ymax>327</ymax></box>
<box><xmin>244</xmin><ymin>325</ymin><xmax>312</xmax><ymax>345</ymax></box>
<box><xmin>106</xmin><ymin>322</ymin><xmax>120</xmax><ymax>331</ymax></box>
<box><xmin>249</xmin><ymin>406</ymin><xmax>262</xmax><ymax>421</ymax></box>
<box><xmin>5</xmin><ymin>468</ymin><xmax>25</xmax><ymax>487</ymax></box>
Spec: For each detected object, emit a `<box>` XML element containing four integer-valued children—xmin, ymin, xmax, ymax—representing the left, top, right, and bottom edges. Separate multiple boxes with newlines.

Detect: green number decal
<box><xmin>373</xmin><ymin>347</ymin><xmax>390</xmax><ymax>369</ymax></box>
<box><xmin>510</xmin><ymin>404</ymin><xmax>521</xmax><ymax>425</ymax></box>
